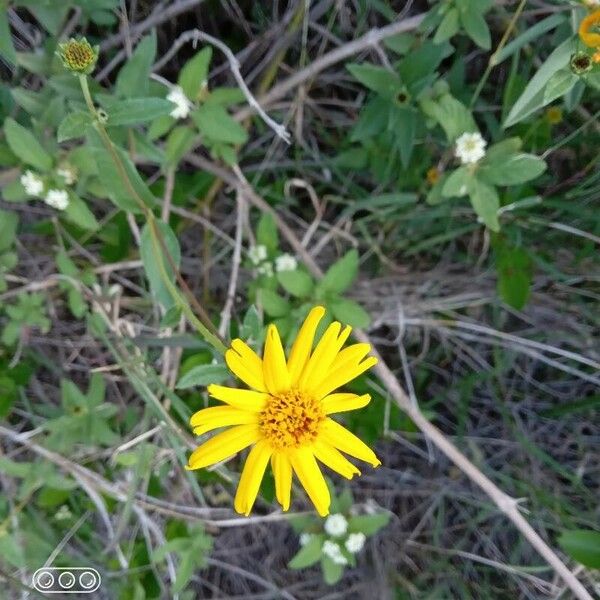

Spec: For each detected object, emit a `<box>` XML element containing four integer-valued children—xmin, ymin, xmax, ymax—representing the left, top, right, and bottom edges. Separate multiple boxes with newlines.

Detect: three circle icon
<box><xmin>32</xmin><ymin>568</ymin><xmax>101</xmax><ymax>594</ymax></box>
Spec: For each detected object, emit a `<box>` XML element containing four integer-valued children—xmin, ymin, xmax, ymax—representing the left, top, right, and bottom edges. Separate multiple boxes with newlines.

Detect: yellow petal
<box><xmin>234</xmin><ymin>440</ymin><xmax>272</xmax><ymax>516</ymax></box>
<box><xmin>579</xmin><ymin>11</ymin><xmax>600</xmax><ymax>48</ymax></box>
<box><xmin>290</xmin><ymin>446</ymin><xmax>331</xmax><ymax>516</ymax></box>
<box><xmin>271</xmin><ymin>451</ymin><xmax>292</xmax><ymax>511</ymax></box>
<box><xmin>186</xmin><ymin>424</ymin><xmax>259</xmax><ymax>470</ymax></box>
<box><xmin>313</xmin><ymin>356</ymin><xmax>378</xmax><ymax>399</ymax></box>
<box><xmin>225</xmin><ymin>344</ymin><xmax>267</xmax><ymax>392</ymax></box>
<box><xmin>320</xmin><ymin>418</ymin><xmax>381</xmax><ymax>467</ymax></box>
<box><xmin>207</xmin><ymin>384</ymin><xmax>268</xmax><ymax>412</ymax></box>
<box><xmin>231</xmin><ymin>339</ymin><xmax>263</xmax><ymax>375</ymax></box>
<box><xmin>190</xmin><ymin>406</ymin><xmax>258</xmax><ymax>435</ymax></box>
<box><xmin>262</xmin><ymin>324</ymin><xmax>291</xmax><ymax>394</ymax></box>
<box><xmin>299</xmin><ymin>321</ymin><xmax>352</xmax><ymax>391</ymax></box>
<box><xmin>312</xmin><ymin>439</ymin><xmax>361</xmax><ymax>479</ymax></box>
<box><xmin>328</xmin><ymin>343</ymin><xmax>371</xmax><ymax>373</ymax></box>
<box><xmin>321</xmin><ymin>393</ymin><xmax>371</xmax><ymax>415</ymax></box>
<box><xmin>287</xmin><ymin>306</ymin><xmax>326</xmax><ymax>384</ymax></box>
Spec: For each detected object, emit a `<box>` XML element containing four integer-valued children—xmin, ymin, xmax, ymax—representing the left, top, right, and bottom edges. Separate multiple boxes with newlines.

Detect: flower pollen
<box><xmin>259</xmin><ymin>389</ymin><xmax>325</xmax><ymax>449</ymax></box>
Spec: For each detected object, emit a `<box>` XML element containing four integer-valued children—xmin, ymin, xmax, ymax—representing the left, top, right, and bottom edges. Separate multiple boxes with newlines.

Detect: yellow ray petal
<box><xmin>298</xmin><ymin>320</ymin><xmax>350</xmax><ymax>389</ymax></box>
<box><xmin>225</xmin><ymin>344</ymin><xmax>267</xmax><ymax>392</ymax></box>
<box><xmin>320</xmin><ymin>418</ymin><xmax>381</xmax><ymax>467</ymax></box>
<box><xmin>190</xmin><ymin>406</ymin><xmax>258</xmax><ymax>435</ymax></box>
<box><xmin>262</xmin><ymin>324</ymin><xmax>291</xmax><ymax>394</ymax></box>
<box><xmin>271</xmin><ymin>451</ymin><xmax>292</xmax><ymax>511</ymax></box>
<box><xmin>231</xmin><ymin>339</ymin><xmax>263</xmax><ymax>375</ymax></box>
<box><xmin>186</xmin><ymin>424</ymin><xmax>259</xmax><ymax>470</ymax></box>
<box><xmin>234</xmin><ymin>440</ymin><xmax>272</xmax><ymax>516</ymax></box>
<box><xmin>328</xmin><ymin>343</ymin><xmax>371</xmax><ymax>373</ymax></box>
<box><xmin>321</xmin><ymin>393</ymin><xmax>371</xmax><ymax>415</ymax></box>
<box><xmin>313</xmin><ymin>356</ymin><xmax>378</xmax><ymax>399</ymax></box>
<box><xmin>312</xmin><ymin>439</ymin><xmax>361</xmax><ymax>479</ymax></box>
<box><xmin>287</xmin><ymin>306</ymin><xmax>326</xmax><ymax>384</ymax></box>
<box><xmin>207</xmin><ymin>384</ymin><xmax>268</xmax><ymax>412</ymax></box>
<box><xmin>290</xmin><ymin>446</ymin><xmax>331</xmax><ymax>517</ymax></box>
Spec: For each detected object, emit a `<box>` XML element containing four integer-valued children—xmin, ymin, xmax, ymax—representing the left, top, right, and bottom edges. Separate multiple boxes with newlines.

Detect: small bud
<box><xmin>570</xmin><ymin>51</ymin><xmax>593</xmax><ymax>75</ymax></box>
<box><xmin>97</xmin><ymin>108</ymin><xmax>108</xmax><ymax>124</ymax></box>
<box><xmin>57</xmin><ymin>37</ymin><xmax>99</xmax><ymax>74</ymax></box>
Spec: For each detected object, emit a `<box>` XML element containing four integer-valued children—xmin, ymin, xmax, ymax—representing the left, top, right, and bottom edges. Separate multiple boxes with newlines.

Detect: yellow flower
<box><xmin>426</xmin><ymin>167</ymin><xmax>440</xmax><ymax>186</ymax></box>
<box><xmin>186</xmin><ymin>306</ymin><xmax>380</xmax><ymax>517</ymax></box>
<box><xmin>545</xmin><ymin>107</ymin><xmax>563</xmax><ymax>125</ymax></box>
<box><xmin>579</xmin><ymin>9</ymin><xmax>600</xmax><ymax>48</ymax></box>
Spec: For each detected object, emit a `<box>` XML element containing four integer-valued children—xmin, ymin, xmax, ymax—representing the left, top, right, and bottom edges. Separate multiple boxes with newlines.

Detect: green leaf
<box><xmin>420</xmin><ymin>93</ymin><xmax>477</xmax><ymax>142</ymax></box>
<box><xmin>504</xmin><ymin>38</ymin><xmax>574</xmax><ymax>128</ymax></box>
<box><xmin>348</xmin><ymin>513</ymin><xmax>391</xmax><ymax>535</ymax></box>
<box><xmin>115</xmin><ymin>32</ymin><xmax>157</xmax><ymax>98</ymax></box>
<box><xmin>543</xmin><ymin>69</ymin><xmax>578</xmax><ymax>105</ymax></box>
<box><xmin>11</xmin><ymin>88</ymin><xmax>46</xmax><ymax>115</ymax></box>
<box><xmin>192</xmin><ymin>103</ymin><xmax>248</xmax><ymax>145</ymax></box>
<box><xmin>176</xmin><ymin>363</ymin><xmax>229</xmax><ymax>389</ymax></box>
<box><xmin>288</xmin><ymin>535</ymin><xmax>324</xmax><ymax>569</ymax></box>
<box><xmin>178</xmin><ymin>47</ymin><xmax>212</xmax><ymax>100</ymax></box>
<box><xmin>329</xmin><ymin>298</ymin><xmax>370</xmax><ymax>328</ymax></box>
<box><xmin>57</xmin><ymin>111</ymin><xmax>92</xmax><ymax>142</ymax></box>
<box><xmin>0</xmin><ymin>210</ymin><xmax>18</xmax><ymax>251</ymax></box>
<box><xmin>256</xmin><ymin>213</ymin><xmax>278</xmax><ymax>253</ymax></box>
<box><xmin>64</xmin><ymin>194</ymin><xmax>99</xmax><ymax>231</ymax></box>
<box><xmin>258</xmin><ymin>288</ymin><xmax>291</xmax><ymax>317</ymax></box>
<box><xmin>107</xmin><ymin>98</ymin><xmax>175</xmax><ymax>126</ymax></box>
<box><xmin>390</xmin><ymin>106</ymin><xmax>416</xmax><ymax>168</ymax></box>
<box><xmin>318</xmin><ymin>249</ymin><xmax>359</xmax><ymax>295</ymax></box>
<box><xmin>558</xmin><ymin>530</ymin><xmax>600</xmax><ymax>569</ymax></box>
<box><xmin>460</xmin><ymin>6</ymin><xmax>491</xmax><ymax>50</ymax></box>
<box><xmin>0</xmin><ymin>7</ymin><xmax>16</xmax><ymax>64</ymax></box>
<box><xmin>433</xmin><ymin>8</ymin><xmax>459</xmax><ymax>44</ymax></box>
<box><xmin>3</xmin><ymin>118</ymin><xmax>52</xmax><ymax>171</ymax></box>
<box><xmin>483</xmin><ymin>137</ymin><xmax>522</xmax><ymax>163</ymax></box>
<box><xmin>277</xmin><ymin>270</ymin><xmax>313</xmax><ymax>298</ymax></box>
<box><xmin>1</xmin><ymin>180</ymin><xmax>28</xmax><ymax>203</ymax></box>
<box><xmin>442</xmin><ymin>166</ymin><xmax>473</xmax><ymax>198</ymax></box>
<box><xmin>346</xmin><ymin>63</ymin><xmax>402</xmax><ymax>99</ymax></box>
<box><xmin>350</xmin><ymin>97</ymin><xmax>390</xmax><ymax>142</ymax></box>
<box><xmin>86</xmin><ymin>128</ymin><xmax>156</xmax><ymax>213</ymax></box>
<box><xmin>321</xmin><ymin>555</ymin><xmax>344</xmax><ymax>585</ymax></box>
<box><xmin>140</xmin><ymin>221</ymin><xmax>181</xmax><ymax>310</ymax></box>
<box><xmin>165</xmin><ymin>126</ymin><xmax>196</xmax><ymax>166</ymax></box>
<box><xmin>468</xmin><ymin>178</ymin><xmax>500</xmax><ymax>232</ymax></box>
<box><xmin>479</xmin><ymin>154</ymin><xmax>546</xmax><ymax>186</ymax></box>
<box><xmin>495</xmin><ymin>243</ymin><xmax>531</xmax><ymax>310</ymax></box>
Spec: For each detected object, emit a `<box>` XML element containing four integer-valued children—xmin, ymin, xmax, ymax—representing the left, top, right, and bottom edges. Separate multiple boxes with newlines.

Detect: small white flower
<box><xmin>257</xmin><ymin>261</ymin><xmax>274</xmax><ymax>278</ymax></box>
<box><xmin>322</xmin><ymin>540</ymin><xmax>348</xmax><ymax>565</ymax></box>
<box><xmin>167</xmin><ymin>86</ymin><xmax>192</xmax><ymax>120</ymax></box>
<box><xmin>275</xmin><ymin>253</ymin><xmax>297</xmax><ymax>273</ymax></box>
<box><xmin>54</xmin><ymin>505</ymin><xmax>72</xmax><ymax>520</ymax></box>
<box><xmin>324</xmin><ymin>513</ymin><xmax>348</xmax><ymax>538</ymax></box>
<box><xmin>345</xmin><ymin>532</ymin><xmax>366</xmax><ymax>554</ymax></box>
<box><xmin>455</xmin><ymin>132</ymin><xmax>487</xmax><ymax>165</ymax></box>
<box><xmin>299</xmin><ymin>533</ymin><xmax>312</xmax><ymax>546</ymax></box>
<box><xmin>20</xmin><ymin>170</ymin><xmax>44</xmax><ymax>197</ymax></box>
<box><xmin>248</xmin><ymin>244</ymin><xmax>268</xmax><ymax>265</ymax></box>
<box><xmin>56</xmin><ymin>165</ymin><xmax>76</xmax><ymax>186</ymax></box>
<box><xmin>44</xmin><ymin>189</ymin><xmax>69</xmax><ymax>210</ymax></box>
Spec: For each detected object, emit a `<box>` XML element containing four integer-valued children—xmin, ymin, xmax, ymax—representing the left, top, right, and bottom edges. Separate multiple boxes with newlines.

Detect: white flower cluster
<box><xmin>20</xmin><ymin>170</ymin><xmax>44</xmax><ymax>197</ymax></box>
<box><xmin>322</xmin><ymin>540</ymin><xmax>348</xmax><ymax>565</ymax></box>
<box><xmin>345</xmin><ymin>532</ymin><xmax>366</xmax><ymax>554</ymax></box>
<box><xmin>324</xmin><ymin>513</ymin><xmax>348</xmax><ymax>537</ymax></box>
<box><xmin>45</xmin><ymin>189</ymin><xmax>69</xmax><ymax>210</ymax></box>
<box><xmin>455</xmin><ymin>132</ymin><xmax>487</xmax><ymax>165</ymax></box>
<box><xmin>248</xmin><ymin>245</ymin><xmax>298</xmax><ymax>278</ymax></box>
<box><xmin>274</xmin><ymin>253</ymin><xmax>297</xmax><ymax>273</ymax></box>
<box><xmin>167</xmin><ymin>85</ymin><xmax>192</xmax><ymax>120</ymax></box>
<box><xmin>21</xmin><ymin>164</ymin><xmax>78</xmax><ymax>212</ymax></box>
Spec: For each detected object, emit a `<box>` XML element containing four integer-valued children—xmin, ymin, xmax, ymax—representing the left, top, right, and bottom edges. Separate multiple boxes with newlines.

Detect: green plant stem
<box><xmin>77</xmin><ymin>75</ymin><xmax>227</xmax><ymax>355</ymax></box>
<box><xmin>470</xmin><ymin>0</ymin><xmax>528</xmax><ymax>108</ymax></box>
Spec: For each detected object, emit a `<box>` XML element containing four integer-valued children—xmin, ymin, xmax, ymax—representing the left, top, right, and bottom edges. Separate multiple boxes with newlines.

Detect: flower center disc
<box><xmin>259</xmin><ymin>389</ymin><xmax>325</xmax><ymax>449</ymax></box>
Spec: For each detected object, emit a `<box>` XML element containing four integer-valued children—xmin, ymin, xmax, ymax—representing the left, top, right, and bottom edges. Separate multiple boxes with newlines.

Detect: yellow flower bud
<box><xmin>57</xmin><ymin>38</ymin><xmax>99</xmax><ymax>74</ymax></box>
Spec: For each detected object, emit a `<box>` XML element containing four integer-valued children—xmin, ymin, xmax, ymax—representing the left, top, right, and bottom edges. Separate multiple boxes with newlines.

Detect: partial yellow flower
<box><xmin>579</xmin><ymin>9</ymin><xmax>600</xmax><ymax>48</ymax></box>
<box><xmin>186</xmin><ymin>306</ymin><xmax>380</xmax><ymax>517</ymax></box>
